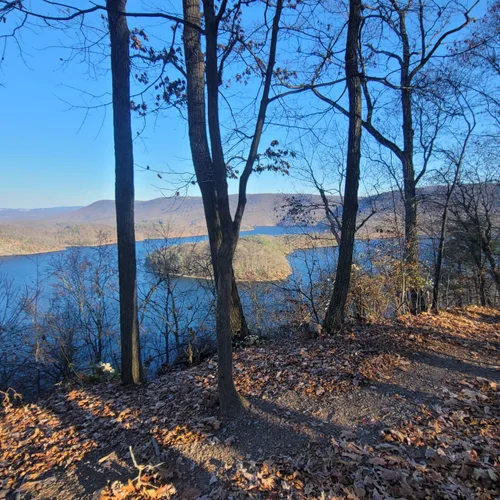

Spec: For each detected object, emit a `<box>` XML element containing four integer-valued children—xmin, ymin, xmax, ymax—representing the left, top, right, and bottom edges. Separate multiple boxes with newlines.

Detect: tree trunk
<box><xmin>204</xmin><ymin>0</ymin><xmax>248</xmax><ymax>415</ymax></box>
<box><xmin>230</xmin><ymin>274</ymin><xmax>249</xmax><ymax>338</ymax></box>
<box><xmin>215</xmin><ymin>249</ymin><xmax>247</xmax><ymax>414</ymax></box>
<box><xmin>323</xmin><ymin>0</ymin><xmax>362</xmax><ymax>334</ymax></box>
<box><xmin>482</xmin><ymin>241</ymin><xmax>500</xmax><ymax>296</ymax></box>
<box><xmin>457</xmin><ymin>261</ymin><xmax>464</xmax><ymax>307</ymax></box>
<box><xmin>183</xmin><ymin>0</ymin><xmax>281</xmax><ymax>416</ymax></box>
<box><xmin>478</xmin><ymin>271</ymin><xmax>487</xmax><ymax>306</ymax></box>
<box><xmin>432</xmin><ymin>146</ymin><xmax>467</xmax><ymax>312</ymax></box>
<box><xmin>401</xmin><ymin>122</ymin><xmax>422</xmax><ymax>314</ymax></box>
<box><xmin>107</xmin><ymin>0</ymin><xmax>141</xmax><ymax>384</ymax></box>
<box><xmin>205</xmin><ymin>222</ymin><xmax>249</xmax><ymax>339</ymax></box>
<box><xmin>182</xmin><ymin>0</ymin><xmax>246</xmax><ymax>415</ymax></box>
<box><xmin>432</xmin><ymin>195</ymin><xmax>452</xmax><ymax>313</ymax></box>
<box><xmin>182</xmin><ymin>0</ymin><xmax>248</xmax><ymax>341</ymax></box>
<box><xmin>399</xmin><ymin>10</ymin><xmax>423</xmax><ymax>315</ymax></box>
<box><xmin>432</xmin><ymin>222</ymin><xmax>446</xmax><ymax>313</ymax></box>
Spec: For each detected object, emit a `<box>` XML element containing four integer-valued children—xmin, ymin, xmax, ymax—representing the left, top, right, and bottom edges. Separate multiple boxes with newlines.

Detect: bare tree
<box><xmin>308</xmin><ymin>0</ymin><xmax>477</xmax><ymax>313</ymax></box>
<box><xmin>182</xmin><ymin>0</ymin><xmax>283</xmax><ymax>415</ymax></box>
<box><xmin>107</xmin><ymin>0</ymin><xmax>141</xmax><ymax>384</ymax></box>
<box><xmin>1</xmin><ymin>1</ymin><xmax>205</xmax><ymax>386</ymax></box>
<box><xmin>140</xmin><ymin>226</ymin><xmax>215</xmax><ymax>370</ymax></box>
<box><xmin>0</xmin><ymin>273</ymin><xmax>26</xmax><ymax>390</ymax></box>
<box><xmin>456</xmin><ymin>0</ymin><xmax>500</xmax><ymax>129</ymax></box>
<box><xmin>429</xmin><ymin>85</ymin><xmax>476</xmax><ymax>312</ymax></box>
<box><xmin>452</xmin><ymin>160</ymin><xmax>500</xmax><ymax>297</ymax></box>
<box><xmin>49</xmin><ymin>233</ymin><xmax>117</xmax><ymax>365</ymax></box>
<box><xmin>323</xmin><ymin>0</ymin><xmax>363</xmax><ymax>334</ymax></box>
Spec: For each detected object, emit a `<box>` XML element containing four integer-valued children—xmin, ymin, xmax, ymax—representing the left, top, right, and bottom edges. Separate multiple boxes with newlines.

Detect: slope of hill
<box><xmin>147</xmin><ymin>233</ymin><xmax>337</xmax><ymax>282</ymax></box>
<box><xmin>1</xmin><ymin>307</ymin><xmax>499</xmax><ymax>499</ymax></box>
<box><xmin>3</xmin><ymin>185</ymin><xmax>490</xmax><ymax>257</ymax></box>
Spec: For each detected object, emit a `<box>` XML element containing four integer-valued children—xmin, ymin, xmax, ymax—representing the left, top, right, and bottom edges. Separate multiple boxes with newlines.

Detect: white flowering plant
<box><xmin>92</xmin><ymin>361</ymin><xmax>119</xmax><ymax>382</ymax></box>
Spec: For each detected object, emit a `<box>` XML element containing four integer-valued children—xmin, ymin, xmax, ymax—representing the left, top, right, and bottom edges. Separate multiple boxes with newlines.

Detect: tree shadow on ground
<box><xmin>416</xmin><ymin>329</ymin><xmax>500</xmax><ymax>355</ymax></box>
<box><xmin>352</xmin><ymin>320</ymin><xmax>500</xmax><ymax>370</ymax></box>
<box><xmin>405</xmin><ymin>347</ymin><xmax>500</xmax><ymax>379</ymax></box>
<box><xmin>458</xmin><ymin>308</ymin><xmax>500</xmax><ymax>326</ymax></box>
<box><xmin>39</xmin><ymin>377</ymin><xmax>436</xmax><ymax>498</ymax></box>
<box><xmin>41</xmin><ymin>386</ymin><xmax>351</xmax><ymax>498</ymax></box>
<box><xmin>12</xmin><ymin>387</ymin><xmax>215</xmax><ymax>500</ymax></box>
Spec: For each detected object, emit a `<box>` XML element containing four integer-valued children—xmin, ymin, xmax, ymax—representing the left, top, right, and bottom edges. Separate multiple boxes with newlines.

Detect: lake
<box><xmin>0</xmin><ymin>226</ymin><xmax>429</xmax><ymax>392</ymax></box>
<box><xmin>0</xmin><ymin>226</ymin><xmax>339</xmax><ymax>379</ymax></box>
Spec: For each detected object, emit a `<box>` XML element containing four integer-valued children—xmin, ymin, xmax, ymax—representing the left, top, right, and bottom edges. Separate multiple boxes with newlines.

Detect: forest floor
<box><xmin>1</xmin><ymin>306</ymin><xmax>499</xmax><ymax>499</ymax></box>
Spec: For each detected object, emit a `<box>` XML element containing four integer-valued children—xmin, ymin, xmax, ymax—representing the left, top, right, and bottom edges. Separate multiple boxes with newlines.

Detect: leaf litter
<box><xmin>0</xmin><ymin>306</ymin><xmax>499</xmax><ymax>499</ymax></box>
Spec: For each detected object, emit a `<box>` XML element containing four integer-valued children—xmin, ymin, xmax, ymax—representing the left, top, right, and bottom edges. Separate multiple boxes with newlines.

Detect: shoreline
<box><xmin>0</xmin><ymin>226</ymin><xmax>401</xmax><ymax>259</ymax></box>
<box><xmin>0</xmin><ymin>225</ymin><xmax>261</xmax><ymax>259</ymax></box>
<box><xmin>147</xmin><ymin>233</ymin><xmax>339</xmax><ymax>283</ymax></box>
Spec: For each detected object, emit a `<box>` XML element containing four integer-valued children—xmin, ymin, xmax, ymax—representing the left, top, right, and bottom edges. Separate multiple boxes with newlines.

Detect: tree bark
<box><xmin>206</xmin><ymin>220</ymin><xmax>249</xmax><ymax>339</ymax></box>
<box><xmin>203</xmin><ymin>0</ymin><xmax>248</xmax><ymax>414</ymax></box>
<box><xmin>478</xmin><ymin>271</ymin><xmax>487</xmax><ymax>306</ymax></box>
<box><xmin>215</xmin><ymin>249</ymin><xmax>247</xmax><ymax>414</ymax></box>
<box><xmin>107</xmin><ymin>0</ymin><xmax>141</xmax><ymax>384</ymax></box>
<box><xmin>230</xmin><ymin>274</ymin><xmax>249</xmax><ymax>338</ymax></box>
<box><xmin>432</xmin><ymin>214</ymin><xmax>447</xmax><ymax>313</ymax></box>
<box><xmin>182</xmin><ymin>0</ymin><xmax>245</xmax><ymax>416</ymax></box>
<box><xmin>323</xmin><ymin>0</ymin><xmax>362</xmax><ymax>334</ymax></box>
<box><xmin>398</xmin><ymin>9</ymin><xmax>423</xmax><ymax>314</ymax></box>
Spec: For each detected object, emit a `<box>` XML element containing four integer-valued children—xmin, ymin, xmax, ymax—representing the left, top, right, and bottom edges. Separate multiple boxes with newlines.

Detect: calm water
<box><xmin>0</xmin><ymin>225</ymin><xmax>333</xmax><ymax>378</ymax></box>
<box><xmin>0</xmin><ymin>225</ymin><xmax>312</xmax><ymax>287</ymax></box>
<box><xmin>0</xmin><ymin>227</ymin><xmax>426</xmax><ymax>297</ymax></box>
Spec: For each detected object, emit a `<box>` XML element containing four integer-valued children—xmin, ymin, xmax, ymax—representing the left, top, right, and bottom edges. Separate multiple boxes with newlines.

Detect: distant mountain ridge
<box><xmin>0</xmin><ymin>194</ymin><xmax>324</xmax><ymax>257</ymax></box>
<box><xmin>0</xmin><ymin>190</ymin><xmax>409</xmax><ymax>258</ymax></box>
<box><xmin>0</xmin><ymin>206</ymin><xmax>82</xmax><ymax>223</ymax></box>
<box><xmin>47</xmin><ymin>194</ymin><xmax>302</xmax><ymax>227</ymax></box>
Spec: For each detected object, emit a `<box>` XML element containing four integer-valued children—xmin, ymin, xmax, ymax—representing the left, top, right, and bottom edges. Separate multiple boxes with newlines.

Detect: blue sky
<box><xmin>0</xmin><ymin>0</ymin><xmax>485</xmax><ymax>209</ymax></box>
<box><xmin>0</xmin><ymin>5</ymin><xmax>300</xmax><ymax>209</ymax></box>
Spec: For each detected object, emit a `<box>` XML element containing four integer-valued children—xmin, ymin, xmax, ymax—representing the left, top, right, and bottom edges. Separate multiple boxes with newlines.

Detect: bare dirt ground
<box><xmin>1</xmin><ymin>306</ymin><xmax>499</xmax><ymax>499</ymax></box>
